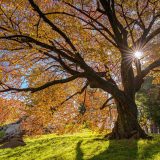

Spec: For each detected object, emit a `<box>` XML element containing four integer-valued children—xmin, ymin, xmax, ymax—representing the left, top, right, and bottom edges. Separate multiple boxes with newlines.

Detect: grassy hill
<box><xmin>0</xmin><ymin>131</ymin><xmax>160</xmax><ymax>160</ymax></box>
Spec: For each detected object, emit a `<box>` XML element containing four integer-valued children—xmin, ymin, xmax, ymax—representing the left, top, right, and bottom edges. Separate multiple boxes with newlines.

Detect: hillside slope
<box><xmin>0</xmin><ymin>132</ymin><xmax>160</xmax><ymax>160</ymax></box>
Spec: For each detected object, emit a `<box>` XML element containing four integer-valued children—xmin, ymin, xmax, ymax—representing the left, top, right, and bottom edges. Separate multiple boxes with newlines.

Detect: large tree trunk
<box><xmin>106</xmin><ymin>97</ymin><xmax>150</xmax><ymax>139</ymax></box>
<box><xmin>87</xmin><ymin>59</ymin><xmax>150</xmax><ymax>139</ymax></box>
<box><xmin>105</xmin><ymin>51</ymin><xmax>151</xmax><ymax>139</ymax></box>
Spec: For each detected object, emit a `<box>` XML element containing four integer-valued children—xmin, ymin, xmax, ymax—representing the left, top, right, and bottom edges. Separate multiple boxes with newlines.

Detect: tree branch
<box><xmin>100</xmin><ymin>96</ymin><xmax>114</xmax><ymax>110</ymax></box>
<box><xmin>144</xmin><ymin>28</ymin><xmax>160</xmax><ymax>45</ymax></box>
<box><xmin>141</xmin><ymin>58</ymin><xmax>160</xmax><ymax>78</ymax></box>
<box><xmin>0</xmin><ymin>74</ymin><xmax>84</xmax><ymax>93</ymax></box>
<box><xmin>0</xmin><ymin>35</ymin><xmax>78</xmax><ymax>64</ymax></box>
<box><xmin>28</xmin><ymin>0</ymin><xmax>77</xmax><ymax>52</ymax></box>
<box><xmin>135</xmin><ymin>58</ymin><xmax>160</xmax><ymax>91</ymax></box>
<box><xmin>50</xmin><ymin>82</ymin><xmax>89</xmax><ymax>112</ymax></box>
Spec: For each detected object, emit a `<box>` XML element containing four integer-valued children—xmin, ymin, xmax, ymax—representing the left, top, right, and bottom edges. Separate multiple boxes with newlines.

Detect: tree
<box><xmin>136</xmin><ymin>77</ymin><xmax>160</xmax><ymax>133</ymax></box>
<box><xmin>0</xmin><ymin>0</ymin><xmax>160</xmax><ymax>139</ymax></box>
<box><xmin>0</xmin><ymin>97</ymin><xmax>25</xmax><ymax>125</ymax></box>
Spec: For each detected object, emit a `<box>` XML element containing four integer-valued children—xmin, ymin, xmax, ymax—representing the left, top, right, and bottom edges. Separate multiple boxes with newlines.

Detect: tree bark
<box><xmin>106</xmin><ymin>98</ymin><xmax>150</xmax><ymax>139</ymax></box>
<box><xmin>88</xmin><ymin>72</ymin><xmax>150</xmax><ymax>139</ymax></box>
<box><xmin>104</xmin><ymin>50</ymin><xmax>151</xmax><ymax>139</ymax></box>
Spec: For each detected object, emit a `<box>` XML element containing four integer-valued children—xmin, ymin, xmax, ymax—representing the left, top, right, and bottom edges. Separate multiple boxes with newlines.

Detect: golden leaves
<box><xmin>152</xmin><ymin>70</ymin><xmax>160</xmax><ymax>84</ymax></box>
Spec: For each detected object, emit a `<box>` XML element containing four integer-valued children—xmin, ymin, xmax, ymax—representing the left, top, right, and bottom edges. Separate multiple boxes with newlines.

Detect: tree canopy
<box><xmin>0</xmin><ymin>0</ymin><xmax>160</xmax><ymax>139</ymax></box>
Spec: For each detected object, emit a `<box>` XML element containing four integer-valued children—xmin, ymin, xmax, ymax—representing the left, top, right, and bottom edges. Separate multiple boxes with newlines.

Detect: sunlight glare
<box><xmin>134</xmin><ymin>51</ymin><xmax>143</xmax><ymax>59</ymax></box>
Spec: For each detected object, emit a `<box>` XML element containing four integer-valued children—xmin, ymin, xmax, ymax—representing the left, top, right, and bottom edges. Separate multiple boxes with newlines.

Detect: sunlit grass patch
<box><xmin>0</xmin><ymin>132</ymin><xmax>160</xmax><ymax>160</ymax></box>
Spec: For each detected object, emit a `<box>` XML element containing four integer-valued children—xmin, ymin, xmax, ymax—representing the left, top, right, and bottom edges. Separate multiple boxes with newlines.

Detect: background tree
<box><xmin>0</xmin><ymin>0</ymin><xmax>160</xmax><ymax>139</ymax></box>
<box><xmin>136</xmin><ymin>77</ymin><xmax>160</xmax><ymax>133</ymax></box>
<box><xmin>0</xmin><ymin>97</ymin><xmax>25</xmax><ymax>125</ymax></box>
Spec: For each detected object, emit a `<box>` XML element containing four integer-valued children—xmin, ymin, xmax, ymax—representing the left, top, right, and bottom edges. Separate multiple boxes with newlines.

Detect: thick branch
<box><xmin>99</xmin><ymin>0</ymin><xmax>127</xmax><ymax>45</ymax></box>
<box><xmin>135</xmin><ymin>58</ymin><xmax>160</xmax><ymax>91</ymax></box>
<box><xmin>135</xmin><ymin>19</ymin><xmax>160</xmax><ymax>47</ymax></box>
<box><xmin>141</xmin><ymin>58</ymin><xmax>160</xmax><ymax>78</ymax></box>
<box><xmin>0</xmin><ymin>74</ymin><xmax>84</xmax><ymax>93</ymax></box>
<box><xmin>144</xmin><ymin>28</ymin><xmax>160</xmax><ymax>45</ymax></box>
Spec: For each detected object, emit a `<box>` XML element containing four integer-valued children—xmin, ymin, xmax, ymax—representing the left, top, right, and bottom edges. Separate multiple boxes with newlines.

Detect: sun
<box><xmin>134</xmin><ymin>51</ymin><xmax>143</xmax><ymax>59</ymax></box>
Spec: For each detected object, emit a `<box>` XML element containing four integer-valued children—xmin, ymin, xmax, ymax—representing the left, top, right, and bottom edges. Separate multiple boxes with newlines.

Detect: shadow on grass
<box><xmin>76</xmin><ymin>140</ymin><xmax>84</xmax><ymax>160</ymax></box>
<box><xmin>75</xmin><ymin>138</ymin><xmax>139</xmax><ymax>160</ymax></box>
<box><xmin>89</xmin><ymin>139</ymin><xmax>138</xmax><ymax>160</ymax></box>
<box><xmin>139</xmin><ymin>140</ymin><xmax>160</xmax><ymax>159</ymax></box>
<box><xmin>88</xmin><ymin>138</ymin><xmax>160</xmax><ymax>160</ymax></box>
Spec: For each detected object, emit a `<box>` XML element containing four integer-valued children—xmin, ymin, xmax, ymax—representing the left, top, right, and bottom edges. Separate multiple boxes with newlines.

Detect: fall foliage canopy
<box><xmin>0</xmin><ymin>0</ymin><xmax>160</xmax><ymax>139</ymax></box>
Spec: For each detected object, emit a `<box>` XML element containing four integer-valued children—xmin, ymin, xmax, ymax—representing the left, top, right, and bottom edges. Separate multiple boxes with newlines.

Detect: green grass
<box><xmin>0</xmin><ymin>131</ymin><xmax>160</xmax><ymax>160</ymax></box>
